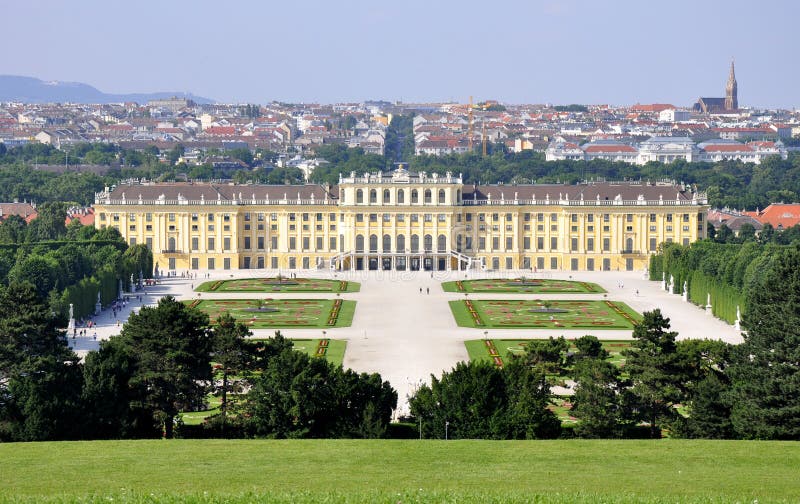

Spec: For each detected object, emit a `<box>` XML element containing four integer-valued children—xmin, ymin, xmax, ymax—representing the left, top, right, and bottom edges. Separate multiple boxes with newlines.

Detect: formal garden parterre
<box><xmin>195</xmin><ymin>277</ymin><xmax>360</xmax><ymax>293</ymax></box>
<box><xmin>442</xmin><ymin>277</ymin><xmax>605</xmax><ymax>294</ymax></box>
<box><xmin>465</xmin><ymin>338</ymin><xmax>631</xmax><ymax>368</ymax></box>
<box><xmin>451</xmin><ymin>299</ymin><xmax>640</xmax><ymax>329</ymax></box>
<box><xmin>186</xmin><ymin>298</ymin><xmax>355</xmax><ymax>328</ymax></box>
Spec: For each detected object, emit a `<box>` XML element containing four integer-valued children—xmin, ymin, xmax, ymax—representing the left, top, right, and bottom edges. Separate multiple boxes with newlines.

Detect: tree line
<box><xmin>0</xmin><ymin>290</ymin><xmax>396</xmax><ymax>441</ymax></box>
<box><xmin>0</xmin><ymin>214</ymin><xmax>151</xmax><ymax>320</ymax></box>
<box><xmin>411</xmin><ymin>246</ymin><xmax>800</xmax><ymax>439</ymax></box>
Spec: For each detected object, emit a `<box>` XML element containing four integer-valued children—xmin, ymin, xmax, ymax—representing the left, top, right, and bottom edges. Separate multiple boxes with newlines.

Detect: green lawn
<box><xmin>187</xmin><ymin>298</ymin><xmax>355</xmax><ymax>328</ymax></box>
<box><xmin>195</xmin><ymin>277</ymin><xmax>360</xmax><ymax>293</ymax></box>
<box><xmin>1</xmin><ymin>439</ymin><xmax>798</xmax><ymax>503</ymax></box>
<box><xmin>443</xmin><ymin>278</ymin><xmax>605</xmax><ymax>293</ymax></box>
<box><xmin>451</xmin><ymin>299</ymin><xmax>640</xmax><ymax>329</ymax></box>
<box><xmin>250</xmin><ymin>338</ymin><xmax>347</xmax><ymax>367</ymax></box>
<box><xmin>466</xmin><ymin>338</ymin><xmax>631</xmax><ymax>367</ymax></box>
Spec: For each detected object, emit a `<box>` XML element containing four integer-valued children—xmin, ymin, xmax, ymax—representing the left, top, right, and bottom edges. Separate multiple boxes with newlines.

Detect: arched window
<box><xmin>424</xmin><ymin>189</ymin><xmax>432</xmax><ymax>204</ymax></box>
<box><xmin>625</xmin><ymin>237</ymin><xmax>633</xmax><ymax>252</ymax></box>
<box><xmin>397</xmin><ymin>189</ymin><xmax>405</xmax><ymax>204</ymax></box>
<box><xmin>438</xmin><ymin>189</ymin><xmax>446</xmax><ymax>204</ymax></box>
<box><xmin>369</xmin><ymin>234</ymin><xmax>378</xmax><ymax>253</ymax></box>
<box><xmin>339</xmin><ymin>189</ymin><xmax>345</xmax><ymax>203</ymax></box>
<box><xmin>383</xmin><ymin>189</ymin><xmax>391</xmax><ymax>204</ymax></box>
<box><xmin>437</xmin><ymin>234</ymin><xmax>447</xmax><ymax>252</ymax></box>
<box><xmin>355</xmin><ymin>234</ymin><xmax>364</xmax><ymax>252</ymax></box>
<box><xmin>410</xmin><ymin>234</ymin><xmax>419</xmax><ymax>253</ymax></box>
<box><xmin>424</xmin><ymin>234</ymin><xmax>433</xmax><ymax>252</ymax></box>
<box><xmin>356</xmin><ymin>189</ymin><xmax>364</xmax><ymax>204</ymax></box>
<box><xmin>369</xmin><ymin>189</ymin><xmax>377</xmax><ymax>204</ymax></box>
<box><xmin>396</xmin><ymin>234</ymin><xmax>406</xmax><ymax>252</ymax></box>
<box><xmin>168</xmin><ymin>237</ymin><xmax>176</xmax><ymax>252</ymax></box>
<box><xmin>456</xmin><ymin>189</ymin><xmax>461</xmax><ymax>203</ymax></box>
<box><xmin>382</xmin><ymin>234</ymin><xmax>391</xmax><ymax>252</ymax></box>
<box><xmin>411</xmin><ymin>189</ymin><xmax>419</xmax><ymax>204</ymax></box>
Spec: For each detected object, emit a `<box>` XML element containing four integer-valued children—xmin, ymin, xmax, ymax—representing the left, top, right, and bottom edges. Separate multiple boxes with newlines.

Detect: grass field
<box><xmin>187</xmin><ymin>298</ymin><xmax>355</xmax><ymax>328</ymax></box>
<box><xmin>250</xmin><ymin>337</ymin><xmax>347</xmax><ymax>366</ymax></box>
<box><xmin>195</xmin><ymin>277</ymin><xmax>360</xmax><ymax>293</ymax></box>
<box><xmin>451</xmin><ymin>299</ymin><xmax>640</xmax><ymax>329</ymax></box>
<box><xmin>0</xmin><ymin>439</ymin><xmax>798</xmax><ymax>503</ymax></box>
<box><xmin>442</xmin><ymin>278</ymin><xmax>605</xmax><ymax>293</ymax></box>
<box><xmin>466</xmin><ymin>338</ymin><xmax>631</xmax><ymax>367</ymax></box>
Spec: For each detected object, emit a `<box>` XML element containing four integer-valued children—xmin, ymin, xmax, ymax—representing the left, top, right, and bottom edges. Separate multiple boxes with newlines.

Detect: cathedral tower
<box><xmin>725</xmin><ymin>60</ymin><xmax>738</xmax><ymax>110</ymax></box>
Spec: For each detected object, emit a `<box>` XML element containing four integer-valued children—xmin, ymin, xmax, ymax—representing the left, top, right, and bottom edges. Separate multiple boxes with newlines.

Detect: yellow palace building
<box><xmin>93</xmin><ymin>164</ymin><xmax>708</xmax><ymax>273</ymax></box>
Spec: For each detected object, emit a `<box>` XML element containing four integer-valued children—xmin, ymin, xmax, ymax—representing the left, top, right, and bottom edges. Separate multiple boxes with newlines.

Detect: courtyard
<box><xmin>71</xmin><ymin>268</ymin><xmax>744</xmax><ymax>415</ymax></box>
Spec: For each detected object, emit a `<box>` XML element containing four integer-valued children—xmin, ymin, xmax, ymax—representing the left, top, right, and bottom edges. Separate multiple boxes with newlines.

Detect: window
<box><xmin>649</xmin><ymin>213</ymin><xmax>656</xmax><ymax>222</ymax></box>
<box><xmin>479</xmin><ymin>213</ymin><xmax>485</xmax><ymax>222</ymax></box>
<box><xmin>207</xmin><ymin>258</ymin><xmax>215</xmax><ymax>270</ymax></box>
<box><xmin>587</xmin><ymin>237</ymin><xmax>594</xmax><ymax>251</ymax></box>
<box><xmin>524</xmin><ymin>213</ymin><xmax>531</xmax><ymax>222</ymax></box>
<box><xmin>478</xmin><ymin>237</ymin><xmax>486</xmax><ymax>250</ymax></box>
<box><xmin>506</xmin><ymin>213</ymin><xmax>512</xmax><ymax>222</ymax></box>
<box><xmin>223</xmin><ymin>214</ymin><xmax>231</xmax><ymax>222</ymax></box>
<box><xmin>438</xmin><ymin>189</ymin><xmax>445</xmax><ymax>204</ymax></box>
<box><xmin>550</xmin><ymin>257</ymin><xmax>558</xmax><ymax>270</ymax></box>
<box><xmin>244</xmin><ymin>237</ymin><xmax>251</xmax><ymax>250</ymax></box>
<box><xmin>424</xmin><ymin>189</ymin><xmax>432</xmax><ymax>204</ymax></box>
<box><xmin>369</xmin><ymin>234</ymin><xmax>378</xmax><ymax>253</ymax></box>
<box><xmin>587</xmin><ymin>214</ymin><xmax>594</xmax><ymax>223</ymax></box>
<box><xmin>666</xmin><ymin>214</ymin><xmax>673</xmax><ymax>223</ymax></box>
<box><xmin>289</xmin><ymin>237</ymin><xmax>297</xmax><ymax>250</ymax></box>
<box><xmin>330</xmin><ymin>237</ymin><xmax>337</xmax><ymax>250</ymax></box>
<box><xmin>146</xmin><ymin>237</ymin><xmax>152</xmax><ymax>249</ymax></box>
<box><xmin>356</xmin><ymin>214</ymin><xmax>364</xmax><ymax>222</ymax></box>
<box><xmin>411</xmin><ymin>235</ymin><xmax>420</xmax><ymax>252</ymax></box>
<box><xmin>683</xmin><ymin>213</ymin><xmax>690</xmax><ymax>222</ymax></box>
<box><xmin>603</xmin><ymin>237</ymin><xmax>610</xmax><ymax>251</ymax></box>
<box><xmin>603</xmin><ymin>214</ymin><xmax>610</xmax><ymax>222</ymax></box>
<box><xmin>191</xmin><ymin>258</ymin><xmax>199</xmax><ymax>270</ymax></box>
<box><xmin>223</xmin><ymin>258</ymin><xmax>231</xmax><ymax>270</ymax></box>
<box><xmin>537</xmin><ymin>237</ymin><xmax>544</xmax><ymax>250</ymax></box>
<box><xmin>244</xmin><ymin>212</ymin><xmax>251</xmax><ymax>221</ymax></box>
<box><xmin>397</xmin><ymin>189</ymin><xmax>405</xmax><ymax>204</ymax></box>
<box><xmin>192</xmin><ymin>237</ymin><xmax>199</xmax><ymax>250</ymax></box>
<box><xmin>438</xmin><ymin>214</ymin><xmax>446</xmax><ymax>222</ymax></box>
<box><xmin>411</xmin><ymin>189</ymin><xmax>418</xmax><ymax>203</ymax></box>
<box><xmin>396</xmin><ymin>235</ymin><xmax>405</xmax><ymax>252</ymax></box>
<box><xmin>649</xmin><ymin>237</ymin><xmax>657</xmax><ymax>251</ymax></box>
<box><xmin>223</xmin><ymin>237</ymin><xmax>231</xmax><ymax>251</ymax></box>
<box><xmin>356</xmin><ymin>189</ymin><xmax>364</xmax><ymax>204</ymax></box>
<box><xmin>437</xmin><ymin>234</ymin><xmax>446</xmax><ymax>252</ymax></box>
<box><xmin>383</xmin><ymin>234</ymin><xmax>391</xmax><ymax>252</ymax></box>
<box><xmin>571</xmin><ymin>214</ymin><xmax>578</xmax><ymax>222</ymax></box>
<box><xmin>571</xmin><ymin>237</ymin><xmax>578</xmax><ymax>251</ymax></box>
<box><xmin>423</xmin><ymin>214</ymin><xmax>432</xmax><ymax>222</ymax></box>
<box><xmin>302</xmin><ymin>213</ymin><xmax>309</xmax><ymax>221</ymax></box>
<box><xmin>383</xmin><ymin>213</ymin><xmax>391</xmax><ymax>222</ymax></box>
<box><xmin>369</xmin><ymin>213</ymin><xmax>377</xmax><ymax>222</ymax></box>
<box><xmin>424</xmin><ymin>234</ymin><xmax>433</xmax><ymax>252</ymax></box>
<box><xmin>208</xmin><ymin>237</ymin><xmax>215</xmax><ymax>251</ymax></box>
<box><xmin>523</xmin><ymin>237</ymin><xmax>531</xmax><ymax>250</ymax></box>
<box><xmin>303</xmin><ymin>237</ymin><xmax>310</xmax><ymax>250</ymax></box>
<box><xmin>505</xmin><ymin>237</ymin><xmax>513</xmax><ymax>250</ymax></box>
<box><xmin>383</xmin><ymin>189</ymin><xmax>391</xmax><ymax>204</ymax></box>
<box><xmin>550</xmin><ymin>237</ymin><xmax>558</xmax><ymax>250</ymax></box>
<box><xmin>259</xmin><ymin>213</ymin><xmax>265</xmax><ymax>221</ymax></box>
<box><xmin>271</xmin><ymin>236</ymin><xmax>278</xmax><ymax>249</ymax></box>
<box><xmin>208</xmin><ymin>214</ymin><xmax>215</xmax><ymax>221</ymax></box>
<box><xmin>168</xmin><ymin>213</ymin><xmax>175</xmax><ymax>222</ymax></box>
<box><xmin>145</xmin><ymin>213</ymin><xmax>152</xmax><ymax>222</ymax></box>
<box><xmin>626</xmin><ymin>214</ymin><xmax>633</xmax><ymax>222</ymax></box>
<box><xmin>537</xmin><ymin>213</ymin><xmax>544</xmax><ymax>222</ymax></box>
<box><xmin>550</xmin><ymin>213</ymin><xmax>557</xmax><ymax>222</ymax></box>
<box><xmin>492</xmin><ymin>237</ymin><xmax>500</xmax><ymax>250</ymax></box>
<box><xmin>258</xmin><ymin>237</ymin><xmax>265</xmax><ymax>249</ymax></box>
<box><xmin>369</xmin><ymin>189</ymin><xmax>377</xmax><ymax>204</ymax></box>
<box><xmin>492</xmin><ymin>213</ymin><xmax>499</xmax><ymax>222</ymax></box>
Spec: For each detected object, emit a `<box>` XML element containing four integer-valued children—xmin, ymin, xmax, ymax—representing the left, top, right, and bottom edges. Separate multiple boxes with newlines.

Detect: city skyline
<box><xmin>2</xmin><ymin>0</ymin><xmax>798</xmax><ymax>108</ymax></box>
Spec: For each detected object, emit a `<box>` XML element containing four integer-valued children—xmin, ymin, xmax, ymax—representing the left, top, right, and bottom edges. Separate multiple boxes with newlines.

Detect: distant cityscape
<box><xmin>0</xmin><ymin>62</ymin><xmax>798</xmax><ymax>179</ymax></box>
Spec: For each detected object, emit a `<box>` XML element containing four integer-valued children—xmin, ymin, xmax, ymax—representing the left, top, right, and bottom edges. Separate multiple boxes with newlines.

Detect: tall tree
<box><xmin>118</xmin><ymin>296</ymin><xmax>212</xmax><ymax>438</ymax></box>
<box><xmin>729</xmin><ymin>247</ymin><xmax>800</xmax><ymax>439</ymax></box>
<box><xmin>211</xmin><ymin>313</ymin><xmax>251</xmax><ymax>431</ymax></box>
<box><xmin>623</xmin><ymin>309</ymin><xmax>682</xmax><ymax>438</ymax></box>
<box><xmin>571</xmin><ymin>358</ymin><xmax>625</xmax><ymax>438</ymax></box>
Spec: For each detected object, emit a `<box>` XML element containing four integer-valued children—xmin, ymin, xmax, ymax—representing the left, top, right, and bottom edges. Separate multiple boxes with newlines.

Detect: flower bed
<box><xmin>327</xmin><ymin>299</ymin><xmax>342</xmax><ymax>326</ymax></box>
<box><xmin>315</xmin><ymin>338</ymin><xmax>329</xmax><ymax>357</ymax></box>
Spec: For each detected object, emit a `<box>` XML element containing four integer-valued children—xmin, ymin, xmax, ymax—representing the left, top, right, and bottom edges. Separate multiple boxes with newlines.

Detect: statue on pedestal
<box><xmin>734</xmin><ymin>305</ymin><xmax>742</xmax><ymax>331</ymax></box>
<box><xmin>95</xmin><ymin>292</ymin><xmax>102</xmax><ymax>316</ymax></box>
<box><xmin>706</xmin><ymin>293</ymin><xmax>712</xmax><ymax>314</ymax></box>
<box><xmin>67</xmin><ymin>303</ymin><xmax>75</xmax><ymax>332</ymax></box>
<box><xmin>682</xmin><ymin>281</ymin><xmax>688</xmax><ymax>302</ymax></box>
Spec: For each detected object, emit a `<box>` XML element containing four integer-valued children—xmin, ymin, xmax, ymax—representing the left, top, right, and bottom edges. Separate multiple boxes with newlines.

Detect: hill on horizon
<box><xmin>0</xmin><ymin>75</ymin><xmax>214</xmax><ymax>104</ymax></box>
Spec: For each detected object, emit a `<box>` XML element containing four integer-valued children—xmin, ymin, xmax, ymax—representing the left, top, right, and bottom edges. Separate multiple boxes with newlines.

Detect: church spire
<box><xmin>725</xmin><ymin>59</ymin><xmax>738</xmax><ymax>110</ymax></box>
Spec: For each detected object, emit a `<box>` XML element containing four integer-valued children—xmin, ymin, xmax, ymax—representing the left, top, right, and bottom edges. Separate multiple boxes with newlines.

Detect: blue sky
<box><xmin>3</xmin><ymin>0</ymin><xmax>797</xmax><ymax>107</ymax></box>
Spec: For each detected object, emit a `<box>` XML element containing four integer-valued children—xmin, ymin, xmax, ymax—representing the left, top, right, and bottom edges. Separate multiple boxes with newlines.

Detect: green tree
<box><xmin>729</xmin><ymin>247</ymin><xmax>800</xmax><ymax>439</ymax></box>
<box><xmin>81</xmin><ymin>337</ymin><xmax>159</xmax><ymax>439</ymax></box>
<box><xmin>118</xmin><ymin>296</ymin><xmax>212</xmax><ymax>438</ymax></box>
<box><xmin>211</xmin><ymin>313</ymin><xmax>251</xmax><ymax>430</ymax></box>
<box><xmin>572</xmin><ymin>358</ymin><xmax>625</xmax><ymax>438</ymax></box>
<box><xmin>623</xmin><ymin>309</ymin><xmax>682</xmax><ymax>438</ymax></box>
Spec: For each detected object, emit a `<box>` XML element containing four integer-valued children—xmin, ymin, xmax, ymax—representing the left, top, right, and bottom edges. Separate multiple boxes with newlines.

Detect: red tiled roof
<box><xmin>751</xmin><ymin>204</ymin><xmax>800</xmax><ymax>229</ymax></box>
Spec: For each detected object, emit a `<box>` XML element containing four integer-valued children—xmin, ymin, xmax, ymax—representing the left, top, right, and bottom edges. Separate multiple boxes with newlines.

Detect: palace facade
<box><xmin>93</xmin><ymin>165</ymin><xmax>708</xmax><ymax>273</ymax></box>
